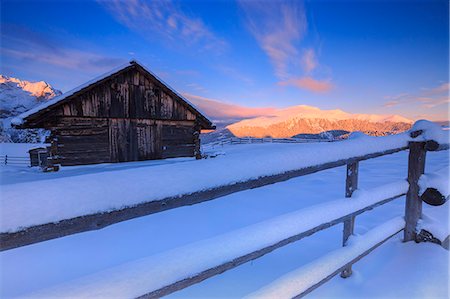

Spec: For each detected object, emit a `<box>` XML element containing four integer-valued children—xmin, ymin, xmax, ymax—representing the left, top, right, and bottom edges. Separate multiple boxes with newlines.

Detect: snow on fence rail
<box><xmin>1</xmin><ymin>121</ymin><xmax>449</xmax><ymax>298</ymax></box>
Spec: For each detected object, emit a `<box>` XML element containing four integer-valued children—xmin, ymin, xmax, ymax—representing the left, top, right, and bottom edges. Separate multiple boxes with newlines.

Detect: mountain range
<box><xmin>225</xmin><ymin>105</ymin><xmax>412</xmax><ymax>138</ymax></box>
<box><xmin>185</xmin><ymin>95</ymin><xmax>413</xmax><ymax>140</ymax></box>
<box><xmin>0</xmin><ymin>75</ymin><xmax>413</xmax><ymax>143</ymax></box>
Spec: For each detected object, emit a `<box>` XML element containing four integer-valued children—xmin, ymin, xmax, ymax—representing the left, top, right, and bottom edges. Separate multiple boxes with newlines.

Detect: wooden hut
<box><xmin>13</xmin><ymin>60</ymin><xmax>214</xmax><ymax>167</ymax></box>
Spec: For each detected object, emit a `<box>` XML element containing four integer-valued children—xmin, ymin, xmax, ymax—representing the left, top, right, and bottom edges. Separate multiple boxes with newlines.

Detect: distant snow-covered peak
<box><xmin>0</xmin><ymin>75</ymin><xmax>61</xmax><ymax>100</ymax></box>
<box><xmin>0</xmin><ymin>74</ymin><xmax>61</xmax><ymax>118</ymax></box>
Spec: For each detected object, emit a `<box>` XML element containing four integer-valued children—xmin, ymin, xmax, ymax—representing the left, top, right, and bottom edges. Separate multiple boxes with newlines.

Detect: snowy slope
<box><xmin>226</xmin><ymin>105</ymin><xmax>412</xmax><ymax>138</ymax></box>
<box><xmin>0</xmin><ymin>75</ymin><xmax>61</xmax><ymax>142</ymax></box>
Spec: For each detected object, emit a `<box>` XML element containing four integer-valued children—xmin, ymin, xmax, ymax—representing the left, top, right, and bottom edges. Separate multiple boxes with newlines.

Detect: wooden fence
<box><xmin>203</xmin><ymin>136</ymin><xmax>333</xmax><ymax>149</ymax></box>
<box><xmin>1</xmin><ymin>133</ymin><xmax>448</xmax><ymax>298</ymax></box>
<box><xmin>0</xmin><ymin>155</ymin><xmax>30</xmax><ymax>166</ymax></box>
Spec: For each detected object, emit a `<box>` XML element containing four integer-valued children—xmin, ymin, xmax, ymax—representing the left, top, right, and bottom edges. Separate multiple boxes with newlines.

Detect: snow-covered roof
<box><xmin>11</xmin><ymin>60</ymin><xmax>213</xmax><ymax>128</ymax></box>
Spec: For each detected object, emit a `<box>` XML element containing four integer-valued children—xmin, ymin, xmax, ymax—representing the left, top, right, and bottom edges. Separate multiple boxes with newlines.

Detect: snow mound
<box><xmin>348</xmin><ymin>131</ymin><xmax>370</xmax><ymax>140</ymax></box>
<box><xmin>419</xmin><ymin>167</ymin><xmax>449</xmax><ymax>198</ymax></box>
<box><xmin>411</xmin><ymin>120</ymin><xmax>450</xmax><ymax>145</ymax></box>
<box><xmin>418</xmin><ymin>201</ymin><xmax>449</xmax><ymax>242</ymax></box>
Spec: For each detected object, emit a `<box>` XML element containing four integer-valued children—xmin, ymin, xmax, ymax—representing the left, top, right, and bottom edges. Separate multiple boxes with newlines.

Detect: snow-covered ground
<box><xmin>0</xmin><ymin>141</ymin><xmax>448</xmax><ymax>298</ymax></box>
<box><xmin>0</xmin><ymin>132</ymin><xmax>420</xmax><ymax>233</ymax></box>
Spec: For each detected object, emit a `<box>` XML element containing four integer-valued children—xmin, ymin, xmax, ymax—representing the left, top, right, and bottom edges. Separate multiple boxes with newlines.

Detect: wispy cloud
<box><xmin>239</xmin><ymin>0</ymin><xmax>331</xmax><ymax>93</ymax></box>
<box><xmin>423</xmin><ymin>82</ymin><xmax>450</xmax><ymax>96</ymax></box>
<box><xmin>240</xmin><ymin>0</ymin><xmax>306</xmax><ymax>79</ymax></box>
<box><xmin>383</xmin><ymin>100</ymin><xmax>400</xmax><ymax>108</ymax></box>
<box><xmin>302</xmin><ymin>48</ymin><xmax>317</xmax><ymax>73</ymax></box>
<box><xmin>100</xmin><ymin>0</ymin><xmax>227</xmax><ymax>53</ymax></box>
<box><xmin>383</xmin><ymin>82</ymin><xmax>450</xmax><ymax>109</ymax></box>
<box><xmin>2</xmin><ymin>47</ymin><xmax>123</xmax><ymax>73</ymax></box>
<box><xmin>0</xmin><ymin>26</ymin><xmax>124</xmax><ymax>79</ymax></box>
<box><xmin>278</xmin><ymin>76</ymin><xmax>332</xmax><ymax>92</ymax></box>
<box><xmin>215</xmin><ymin>65</ymin><xmax>254</xmax><ymax>85</ymax></box>
<box><xmin>183</xmin><ymin>93</ymin><xmax>277</xmax><ymax>121</ymax></box>
<box><xmin>417</xmin><ymin>96</ymin><xmax>450</xmax><ymax>108</ymax></box>
<box><xmin>185</xmin><ymin>82</ymin><xmax>208</xmax><ymax>93</ymax></box>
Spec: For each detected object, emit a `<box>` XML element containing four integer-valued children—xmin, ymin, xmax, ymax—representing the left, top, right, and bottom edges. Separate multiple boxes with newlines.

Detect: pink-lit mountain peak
<box><xmin>226</xmin><ymin>105</ymin><xmax>412</xmax><ymax>138</ymax></box>
<box><xmin>231</xmin><ymin>104</ymin><xmax>412</xmax><ymax>127</ymax></box>
<box><xmin>0</xmin><ymin>75</ymin><xmax>60</xmax><ymax>99</ymax></box>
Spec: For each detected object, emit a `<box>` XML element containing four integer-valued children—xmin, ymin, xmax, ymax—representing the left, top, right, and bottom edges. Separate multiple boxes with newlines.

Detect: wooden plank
<box><xmin>162</xmin><ymin>144</ymin><xmax>195</xmax><ymax>158</ymax></box>
<box><xmin>0</xmin><ymin>146</ymin><xmax>408</xmax><ymax>251</ymax></box>
<box><xmin>293</xmin><ymin>226</ymin><xmax>403</xmax><ymax>298</ymax></box>
<box><xmin>58</xmin><ymin>135</ymin><xmax>109</xmax><ymax>143</ymax></box>
<box><xmin>137</xmin><ymin>195</ymin><xmax>404</xmax><ymax>299</ymax></box>
<box><xmin>340</xmin><ymin>161</ymin><xmax>359</xmax><ymax>278</ymax></box>
<box><xmin>60</xmin><ymin>158</ymin><xmax>111</xmax><ymax>166</ymax></box>
<box><xmin>56</xmin><ymin>128</ymin><xmax>109</xmax><ymax>136</ymax></box>
<box><xmin>404</xmin><ymin>142</ymin><xmax>427</xmax><ymax>242</ymax></box>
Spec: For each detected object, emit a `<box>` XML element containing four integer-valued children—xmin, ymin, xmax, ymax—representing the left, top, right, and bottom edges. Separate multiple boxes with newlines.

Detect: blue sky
<box><xmin>1</xmin><ymin>0</ymin><xmax>448</xmax><ymax>120</ymax></box>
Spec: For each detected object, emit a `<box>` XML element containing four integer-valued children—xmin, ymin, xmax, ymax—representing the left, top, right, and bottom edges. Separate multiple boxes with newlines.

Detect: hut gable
<box><xmin>13</xmin><ymin>60</ymin><xmax>213</xmax><ymax>129</ymax></box>
<box><xmin>13</xmin><ymin>60</ymin><xmax>214</xmax><ymax>166</ymax></box>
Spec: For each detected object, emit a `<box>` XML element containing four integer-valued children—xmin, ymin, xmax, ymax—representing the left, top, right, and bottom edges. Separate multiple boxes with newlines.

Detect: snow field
<box><xmin>0</xmin><ymin>121</ymin><xmax>448</xmax><ymax>298</ymax></box>
<box><xmin>0</xmin><ymin>149</ymin><xmax>448</xmax><ymax>298</ymax></box>
<box><xmin>18</xmin><ymin>181</ymin><xmax>408</xmax><ymax>298</ymax></box>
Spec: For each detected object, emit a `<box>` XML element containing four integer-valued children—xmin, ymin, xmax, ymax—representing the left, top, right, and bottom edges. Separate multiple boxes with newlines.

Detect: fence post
<box><xmin>404</xmin><ymin>141</ymin><xmax>427</xmax><ymax>242</ymax></box>
<box><xmin>341</xmin><ymin>161</ymin><xmax>359</xmax><ymax>278</ymax></box>
<box><xmin>4</xmin><ymin>155</ymin><xmax>7</xmax><ymax>165</ymax></box>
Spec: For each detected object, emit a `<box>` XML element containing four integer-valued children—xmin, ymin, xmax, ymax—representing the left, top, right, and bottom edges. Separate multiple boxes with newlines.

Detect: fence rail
<box><xmin>0</xmin><ymin>155</ymin><xmax>30</xmax><ymax>166</ymax></box>
<box><xmin>203</xmin><ymin>137</ymin><xmax>333</xmax><ymax>148</ymax></box>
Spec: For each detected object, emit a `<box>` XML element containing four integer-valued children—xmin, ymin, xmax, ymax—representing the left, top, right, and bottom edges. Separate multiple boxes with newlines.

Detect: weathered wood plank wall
<box><xmin>39</xmin><ymin>67</ymin><xmax>203</xmax><ymax>165</ymax></box>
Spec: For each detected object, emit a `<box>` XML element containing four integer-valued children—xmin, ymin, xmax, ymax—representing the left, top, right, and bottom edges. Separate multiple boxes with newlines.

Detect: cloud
<box><xmin>100</xmin><ymin>0</ymin><xmax>227</xmax><ymax>53</ymax></box>
<box><xmin>302</xmin><ymin>48</ymin><xmax>316</xmax><ymax>73</ymax></box>
<box><xmin>417</xmin><ymin>96</ymin><xmax>450</xmax><ymax>108</ymax></box>
<box><xmin>185</xmin><ymin>83</ymin><xmax>208</xmax><ymax>93</ymax></box>
<box><xmin>424</xmin><ymin>82</ymin><xmax>450</xmax><ymax>96</ymax></box>
<box><xmin>383</xmin><ymin>82</ymin><xmax>450</xmax><ymax>109</ymax></box>
<box><xmin>278</xmin><ymin>77</ymin><xmax>332</xmax><ymax>92</ymax></box>
<box><xmin>1</xmin><ymin>25</ymin><xmax>124</xmax><ymax>73</ymax></box>
<box><xmin>239</xmin><ymin>1</ymin><xmax>332</xmax><ymax>93</ymax></box>
<box><xmin>239</xmin><ymin>0</ymin><xmax>306</xmax><ymax>79</ymax></box>
<box><xmin>215</xmin><ymin>65</ymin><xmax>254</xmax><ymax>85</ymax></box>
<box><xmin>183</xmin><ymin>93</ymin><xmax>277</xmax><ymax>121</ymax></box>
<box><xmin>383</xmin><ymin>101</ymin><xmax>400</xmax><ymax>108</ymax></box>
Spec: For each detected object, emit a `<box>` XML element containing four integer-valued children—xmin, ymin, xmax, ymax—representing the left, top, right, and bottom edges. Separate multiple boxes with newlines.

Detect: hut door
<box><xmin>135</xmin><ymin>121</ymin><xmax>152</xmax><ymax>160</ymax></box>
<box><xmin>109</xmin><ymin>119</ymin><xmax>134</xmax><ymax>162</ymax></box>
<box><xmin>135</xmin><ymin>120</ymin><xmax>162</xmax><ymax>160</ymax></box>
<box><xmin>109</xmin><ymin>119</ymin><xmax>161</xmax><ymax>162</ymax></box>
